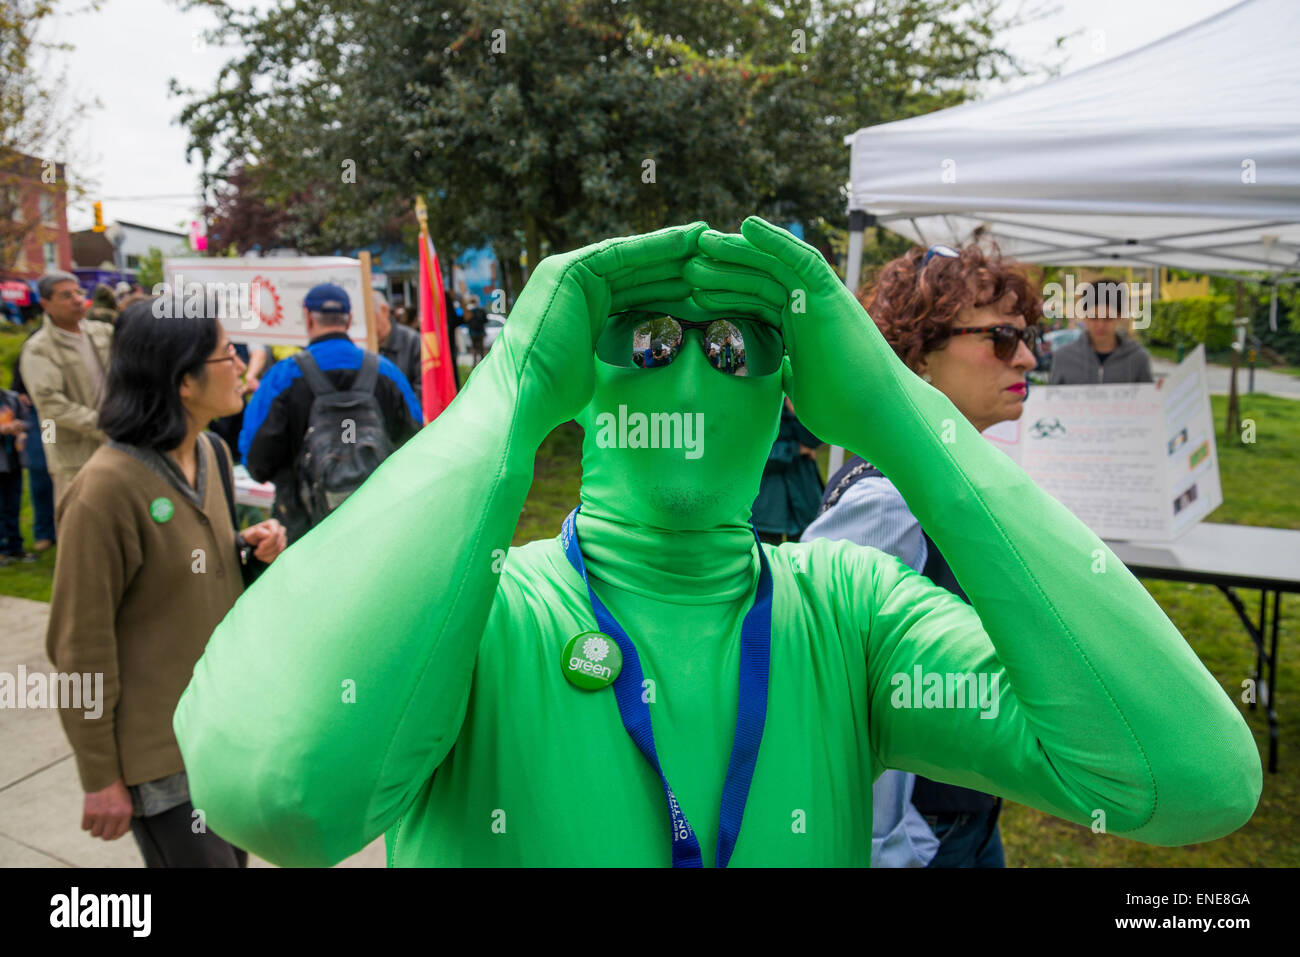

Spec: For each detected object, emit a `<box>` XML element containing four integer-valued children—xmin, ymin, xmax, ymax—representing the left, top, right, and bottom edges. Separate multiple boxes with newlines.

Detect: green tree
<box><xmin>175</xmin><ymin>0</ymin><xmax>1048</xmax><ymax>281</ymax></box>
<box><xmin>135</xmin><ymin>245</ymin><xmax>164</xmax><ymax>290</ymax></box>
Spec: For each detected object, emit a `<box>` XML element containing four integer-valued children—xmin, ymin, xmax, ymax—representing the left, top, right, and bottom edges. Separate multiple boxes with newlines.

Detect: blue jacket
<box><xmin>237</xmin><ymin>334</ymin><xmax>422</xmax><ymax>541</ymax></box>
<box><xmin>239</xmin><ymin>334</ymin><xmax>421</xmax><ymax>463</ymax></box>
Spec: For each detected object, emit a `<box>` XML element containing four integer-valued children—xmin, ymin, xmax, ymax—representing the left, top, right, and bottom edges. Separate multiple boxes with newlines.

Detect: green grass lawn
<box><xmin>999</xmin><ymin>393</ymin><xmax>1299</xmax><ymax>866</ymax></box>
<box><xmin>3</xmin><ymin>320</ymin><xmax>1296</xmax><ymax>865</ymax></box>
<box><xmin>1</xmin><ymin>323</ymin><xmax>51</xmax><ymax>600</ymax></box>
<box><xmin>0</xmin><ymin>323</ymin><xmax>29</xmax><ymax>381</ymax></box>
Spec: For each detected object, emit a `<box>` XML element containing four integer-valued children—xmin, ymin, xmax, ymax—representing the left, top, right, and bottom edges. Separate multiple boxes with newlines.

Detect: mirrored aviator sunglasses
<box><xmin>597</xmin><ymin>311</ymin><xmax>785</xmax><ymax>377</ymax></box>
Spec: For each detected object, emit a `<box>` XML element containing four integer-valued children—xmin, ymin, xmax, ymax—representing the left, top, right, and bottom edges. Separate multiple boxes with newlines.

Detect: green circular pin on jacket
<box><xmin>562</xmin><ymin>631</ymin><xmax>622</xmax><ymax>690</ymax></box>
<box><xmin>149</xmin><ymin>497</ymin><xmax>174</xmax><ymax>524</ymax></box>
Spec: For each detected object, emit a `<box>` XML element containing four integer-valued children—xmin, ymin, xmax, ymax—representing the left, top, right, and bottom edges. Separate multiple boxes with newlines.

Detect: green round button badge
<box><xmin>149</xmin><ymin>497</ymin><xmax>174</xmax><ymax>524</ymax></box>
<box><xmin>562</xmin><ymin>631</ymin><xmax>622</xmax><ymax>691</ymax></box>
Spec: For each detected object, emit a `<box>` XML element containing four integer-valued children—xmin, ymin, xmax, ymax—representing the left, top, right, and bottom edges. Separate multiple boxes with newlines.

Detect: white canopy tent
<box><xmin>843</xmin><ymin>0</ymin><xmax>1300</xmax><ymax>291</ymax></box>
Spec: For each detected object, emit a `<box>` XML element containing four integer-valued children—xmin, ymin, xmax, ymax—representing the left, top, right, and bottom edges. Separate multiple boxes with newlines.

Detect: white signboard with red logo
<box><xmin>161</xmin><ymin>257</ymin><xmax>368</xmax><ymax>347</ymax></box>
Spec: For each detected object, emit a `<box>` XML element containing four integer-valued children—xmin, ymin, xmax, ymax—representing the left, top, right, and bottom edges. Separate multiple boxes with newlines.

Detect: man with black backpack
<box><xmin>238</xmin><ymin>283</ymin><xmax>422</xmax><ymax>543</ymax></box>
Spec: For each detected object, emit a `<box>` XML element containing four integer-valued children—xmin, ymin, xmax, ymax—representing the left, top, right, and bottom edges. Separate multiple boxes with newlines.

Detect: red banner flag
<box><xmin>418</xmin><ymin>229</ymin><xmax>458</xmax><ymax>423</ymax></box>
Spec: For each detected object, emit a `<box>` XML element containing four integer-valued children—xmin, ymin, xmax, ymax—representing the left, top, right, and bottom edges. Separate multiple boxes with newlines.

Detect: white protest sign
<box><xmin>984</xmin><ymin>346</ymin><xmax>1222</xmax><ymax>542</ymax></box>
<box><xmin>160</xmin><ymin>257</ymin><xmax>368</xmax><ymax>346</ymax></box>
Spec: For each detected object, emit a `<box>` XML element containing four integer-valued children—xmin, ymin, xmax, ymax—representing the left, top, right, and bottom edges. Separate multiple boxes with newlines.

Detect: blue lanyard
<box><xmin>559</xmin><ymin>507</ymin><xmax>773</xmax><ymax>867</ymax></box>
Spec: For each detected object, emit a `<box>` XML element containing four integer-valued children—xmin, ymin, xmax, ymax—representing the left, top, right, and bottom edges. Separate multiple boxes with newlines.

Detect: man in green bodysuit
<box><xmin>174</xmin><ymin>218</ymin><xmax>1261</xmax><ymax>866</ymax></box>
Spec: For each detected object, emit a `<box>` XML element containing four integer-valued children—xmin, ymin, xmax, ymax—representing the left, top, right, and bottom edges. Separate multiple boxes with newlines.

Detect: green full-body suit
<box><xmin>174</xmin><ymin>220</ymin><xmax>1260</xmax><ymax>866</ymax></box>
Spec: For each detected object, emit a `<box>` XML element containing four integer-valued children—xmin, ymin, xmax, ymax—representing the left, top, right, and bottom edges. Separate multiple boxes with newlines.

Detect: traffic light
<box><xmin>92</xmin><ymin>201</ymin><xmax>105</xmax><ymax>232</ymax></box>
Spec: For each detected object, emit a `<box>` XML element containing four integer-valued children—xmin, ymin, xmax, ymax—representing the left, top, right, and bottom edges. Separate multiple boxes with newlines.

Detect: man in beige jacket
<box><xmin>19</xmin><ymin>271</ymin><xmax>114</xmax><ymax>519</ymax></box>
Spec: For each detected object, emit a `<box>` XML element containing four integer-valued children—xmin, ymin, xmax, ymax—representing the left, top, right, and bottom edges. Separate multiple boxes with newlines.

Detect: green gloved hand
<box><xmin>692</xmin><ymin>215</ymin><xmax>907</xmax><ymax>455</ymax></box>
<box><xmin>495</xmin><ymin>222</ymin><xmax>708</xmax><ymax>442</ymax></box>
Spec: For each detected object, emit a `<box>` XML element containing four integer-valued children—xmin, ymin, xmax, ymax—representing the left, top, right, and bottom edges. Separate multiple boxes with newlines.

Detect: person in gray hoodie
<box><xmin>1049</xmin><ymin>279</ymin><xmax>1154</xmax><ymax>385</ymax></box>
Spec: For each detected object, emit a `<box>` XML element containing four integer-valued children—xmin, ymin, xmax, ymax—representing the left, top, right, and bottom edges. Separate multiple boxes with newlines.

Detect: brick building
<box><xmin>0</xmin><ymin>150</ymin><xmax>73</xmax><ymax>283</ymax></box>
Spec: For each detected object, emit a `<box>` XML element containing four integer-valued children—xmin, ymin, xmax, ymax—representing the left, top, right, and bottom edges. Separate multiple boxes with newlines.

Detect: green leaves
<box><xmin>135</xmin><ymin>246</ymin><xmax>164</xmax><ymax>290</ymax></box>
<box><xmin>178</xmin><ymin>0</ymin><xmax>1037</xmax><ymax>269</ymax></box>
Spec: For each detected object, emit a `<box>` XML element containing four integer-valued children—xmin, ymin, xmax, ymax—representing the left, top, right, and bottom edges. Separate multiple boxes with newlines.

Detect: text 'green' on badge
<box><xmin>562</xmin><ymin>631</ymin><xmax>622</xmax><ymax>691</ymax></box>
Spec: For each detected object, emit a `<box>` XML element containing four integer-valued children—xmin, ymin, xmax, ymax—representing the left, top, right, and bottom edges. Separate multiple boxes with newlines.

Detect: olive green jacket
<box><xmin>18</xmin><ymin>316</ymin><xmax>113</xmax><ymax>480</ymax></box>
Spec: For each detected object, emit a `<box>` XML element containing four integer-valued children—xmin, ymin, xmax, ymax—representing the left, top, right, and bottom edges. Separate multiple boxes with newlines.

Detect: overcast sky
<box><xmin>50</xmin><ymin>0</ymin><xmax>1244</xmax><ymax>234</ymax></box>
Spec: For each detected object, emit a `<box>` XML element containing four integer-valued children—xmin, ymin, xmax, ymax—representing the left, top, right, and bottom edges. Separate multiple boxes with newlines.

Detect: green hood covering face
<box><xmin>575</xmin><ymin>313</ymin><xmax>784</xmax><ymax>601</ymax></box>
<box><xmin>578</xmin><ymin>327</ymin><xmax>783</xmax><ymax>531</ymax></box>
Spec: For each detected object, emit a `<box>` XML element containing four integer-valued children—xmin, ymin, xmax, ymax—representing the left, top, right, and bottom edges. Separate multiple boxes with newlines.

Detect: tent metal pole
<box><xmin>873</xmin><ymin>212</ymin><xmax>1300</xmax><ymax>275</ymax></box>
<box><xmin>909</xmin><ymin>218</ymin><xmax>930</xmax><ymax>247</ymax></box>
<box><xmin>832</xmin><ymin>210</ymin><xmax>874</xmax><ymax>480</ymax></box>
<box><xmin>827</xmin><ymin>445</ymin><xmax>845</xmax><ymax>477</ymax></box>
<box><xmin>845</xmin><ymin>209</ymin><xmax>870</xmax><ymax>293</ymax></box>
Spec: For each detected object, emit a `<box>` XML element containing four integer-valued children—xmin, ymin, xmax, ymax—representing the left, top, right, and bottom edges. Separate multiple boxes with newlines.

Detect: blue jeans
<box><xmin>21</xmin><ymin>403</ymin><xmax>55</xmax><ymax>543</ymax></box>
<box><xmin>27</xmin><ymin>466</ymin><xmax>55</xmax><ymax>542</ymax></box>
<box><xmin>924</xmin><ymin>804</ymin><xmax>1005</xmax><ymax>868</ymax></box>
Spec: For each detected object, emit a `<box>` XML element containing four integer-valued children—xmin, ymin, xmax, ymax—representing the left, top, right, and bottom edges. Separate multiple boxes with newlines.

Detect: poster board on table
<box><xmin>983</xmin><ymin>346</ymin><xmax>1222</xmax><ymax>542</ymax></box>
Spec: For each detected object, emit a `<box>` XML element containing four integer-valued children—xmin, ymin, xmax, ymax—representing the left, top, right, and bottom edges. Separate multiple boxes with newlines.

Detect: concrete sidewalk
<box><xmin>0</xmin><ymin>595</ymin><xmax>383</xmax><ymax>868</ymax></box>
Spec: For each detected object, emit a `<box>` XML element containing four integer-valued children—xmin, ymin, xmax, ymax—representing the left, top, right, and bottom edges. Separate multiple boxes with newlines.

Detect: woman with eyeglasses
<box><xmin>45</xmin><ymin>298</ymin><xmax>287</xmax><ymax>867</ymax></box>
<box><xmin>802</xmin><ymin>242</ymin><xmax>1041</xmax><ymax>868</ymax></box>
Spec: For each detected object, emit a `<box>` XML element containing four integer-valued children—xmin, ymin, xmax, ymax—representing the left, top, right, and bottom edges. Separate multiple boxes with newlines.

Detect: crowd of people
<box><xmin>2</xmin><ymin>238</ymin><xmax>1178</xmax><ymax>868</ymax></box>
<box><xmin>1</xmin><ymin>272</ymin><xmax>467</xmax><ymax>864</ymax></box>
<box><xmin>2</xmin><ymin>272</ymin><xmax>477</xmax><ymax>562</ymax></box>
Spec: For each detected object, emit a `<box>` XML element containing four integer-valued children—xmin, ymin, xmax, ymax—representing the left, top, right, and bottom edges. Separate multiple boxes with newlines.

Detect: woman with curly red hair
<box><xmin>863</xmin><ymin>243</ymin><xmax>1042</xmax><ymax>428</ymax></box>
<box><xmin>802</xmin><ymin>242</ymin><xmax>1041</xmax><ymax>868</ymax></box>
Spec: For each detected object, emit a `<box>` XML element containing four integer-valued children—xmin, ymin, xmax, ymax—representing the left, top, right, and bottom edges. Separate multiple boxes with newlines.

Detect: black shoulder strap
<box><xmin>294</xmin><ymin>348</ymin><xmax>379</xmax><ymax>396</ymax></box>
<box><xmin>293</xmin><ymin>350</ymin><xmax>335</xmax><ymax>397</ymax></box>
<box><xmin>205</xmin><ymin>431</ymin><xmax>238</xmax><ymax>530</ymax></box>
<box><xmin>353</xmin><ymin>350</ymin><xmax>380</xmax><ymax>394</ymax></box>
<box><xmin>818</xmin><ymin>454</ymin><xmax>883</xmax><ymax>515</ymax></box>
<box><xmin>920</xmin><ymin>530</ymin><xmax>969</xmax><ymax>604</ymax></box>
